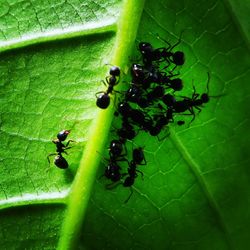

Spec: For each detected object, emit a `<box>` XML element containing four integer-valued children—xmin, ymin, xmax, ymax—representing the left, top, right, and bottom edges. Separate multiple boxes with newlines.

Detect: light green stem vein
<box><xmin>0</xmin><ymin>189</ymin><xmax>69</xmax><ymax>210</ymax></box>
<box><xmin>0</xmin><ymin>19</ymin><xmax>116</xmax><ymax>53</ymax></box>
<box><xmin>57</xmin><ymin>1</ymin><xmax>145</xmax><ymax>249</ymax></box>
<box><xmin>169</xmin><ymin>128</ymin><xmax>234</xmax><ymax>250</ymax></box>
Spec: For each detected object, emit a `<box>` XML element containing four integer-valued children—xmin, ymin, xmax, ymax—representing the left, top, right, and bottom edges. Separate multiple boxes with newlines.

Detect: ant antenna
<box><xmin>124</xmin><ymin>187</ymin><xmax>134</xmax><ymax>203</ymax></box>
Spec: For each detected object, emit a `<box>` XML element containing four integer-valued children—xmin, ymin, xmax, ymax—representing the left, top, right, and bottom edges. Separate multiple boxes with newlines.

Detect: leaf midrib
<box><xmin>57</xmin><ymin>1</ymin><xmax>146</xmax><ymax>249</ymax></box>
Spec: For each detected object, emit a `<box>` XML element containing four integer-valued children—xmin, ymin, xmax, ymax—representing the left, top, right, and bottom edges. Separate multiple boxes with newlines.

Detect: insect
<box><xmin>162</xmin><ymin>93</ymin><xmax>176</xmax><ymax>107</ymax></box>
<box><xmin>172</xmin><ymin>73</ymin><xmax>211</xmax><ymax>123</ymax></box>
<box><xmin>139</xmin><ymin>33</ymin><xmax>185</xmax><ymax>70</ymax></box>
<box><xmin>103</xmin><ymin>159</ymin><xmax>122</xmax><ymax>183</ymax></box>
<box><xmin>47</xmin><ymin>130</ymin><xmax>74</xmax><ymax>169</ymax></box>
<box><xmin>146</xmin><ymin>85</ymin><xmax>165</xmax><ymax>102</ymax></box>
<box><xmin>106</xmin><ymin>147</ymin><xmax>146</xmax><ymax>203</ymax></box>
<box><xmin>96</xmin><ymin>66</ymin><xmax>120</xmax><ymax>109</ymax></box>
<box><xmin>109</xmin><ymin>139</ymin><xmax>127</xmax><ymax>159</ymax></box>
<box><xmin>149</xmin><ymin>107</ymin><xmax>172</xmax><ymax>140</ymax></box>
<box><xmin>158</xmin><ymin>74</ymin><xmax>183</xmax><ymax>91</ymax></box>
<box><xmin>123</xmin><ymin>147</ymin><xmax>146</xmax><ymax>203</ymax></box>
<box><xmin>116</xmin><ymin>117</ymin><xmax>137</xmax><ymax>141</ymax></box>
<box><xmin>131</xmin><ymin>63</ymin><xmax>156</xmax><ymax>89</ymax></box>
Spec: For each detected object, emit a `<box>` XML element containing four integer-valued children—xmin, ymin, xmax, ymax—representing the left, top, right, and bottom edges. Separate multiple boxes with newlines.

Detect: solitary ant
<box><xmin>96</xmin><ymin>66</ymin><xmax>121</xmax><ymax>109</ymax></box>
<box><xmin>47</xmin><ymin>130</ymin><xmax>74</xmax><ymax>169</ymax></box>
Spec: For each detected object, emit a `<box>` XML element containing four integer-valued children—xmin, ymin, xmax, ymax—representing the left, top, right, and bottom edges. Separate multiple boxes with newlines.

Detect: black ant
<box><xmin>159</xmin><ymin>74</ymin><xmax>183</xmax><ymax>91</ymax></box>
<box><xmin>109</xmin><ymin>139</ymin><xmax>127</xmax><ymax>159</ymax></box>
<box><xmin>106</xmin><ymin>147</ymin><xmax>146</xmax><ymax>203</ymax></box>
<box><xmin>162</xmin><ymin>93</ymin><xmax>176</xmax><ymax>108</ymax></box>
<box><xmin>116</xmin><ymin>101</ymin><xmax>148</xmax><ymax>127</ymax></box>
<box><xmin>123</xmin><ymin>147</ymin><xmax>146</xmax><ymax>203</ymax></box>
<box><xmin>96</xmin><ymin>66</ymin><xmax>120</xmax><ymax>109</ymax></box>
<box><xmin>103</xmin><ymin>159</ymin><xmax>122</xmax><ymax>183</ymax></box>
<box><xmin>47</xmin><ymin>130</ymin><xmax>74</xmax><ymax>169</ymax></box>
<box><xmin>139</xmin><ymin>33</ymin><xmax>185</xmax><ymax>70</ymax></box>
<box><xmin>148</xmin><ymin>105</ymin><xmax>173</xmax><ymax>140</ymax></box>
<box><xmin>172</xmin><ymin>73</ymin><xmax>211</xmax><ymax>123</ymax></box>
<box><xmin>146</xmin><ymin>85</ymin><xmax>165</xmax><ymax>102</ymax></box>
<box><xmin>130</xmin><ymin>63</ymin><xmax>153</xmax><ymax>89</ymax></box>
<box><xmin>116</xmin><ymin>118</ymin><xmax>137</xmax><ymax>141</ymax></box>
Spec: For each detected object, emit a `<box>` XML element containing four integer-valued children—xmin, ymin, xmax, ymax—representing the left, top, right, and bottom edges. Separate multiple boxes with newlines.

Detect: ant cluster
<box><xmin>96</xmin><ymin>34</ymin><xmax>212</xmax><ymax>202</ymax></box>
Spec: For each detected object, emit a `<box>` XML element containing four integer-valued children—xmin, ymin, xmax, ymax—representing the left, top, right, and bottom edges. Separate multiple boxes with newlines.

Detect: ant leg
<box><xmin>115</xmin><ymin>77</ymin><xmax>120</xmax><ymax>85</ymax></box>
<box><xmin>188</xmin><ymin>107</ymin><xmax>196</xmax><ymax>124</ymax></box>
<box><xmin>194</xmin><ymin>106</ymin><xmax>202</xmax><ymax>114</ymax></box>
<box><xmin>137</xmin><ymin>170</ymin><xmax>144</xmax><ymax>180</ymax></box>
<box><xmin>124</xmin><ymin>187</ymin><xmax>134</xmax><ymax>203</ymax></box>
<box><xmin>141</xmin><ymin>154</ymin><xmax>147</xmax><ymax>165</ymax></box>
<box><xmin>65</xmin><ymin>139</ymin><xmax>75</xmax><ymax>147</ymax></box>
<box><xmin>166</xmin><ymin>70</ymin><xmax>180</xmax><ymax>78</ymax></box>
<box><xmin>116</xmin><ymin>157</ymin><xmax>130</xmax><ymax>165</ymax></box>
<box><xmin>46</xmin><ymin>153</ymin><xmax>57</xmax><ymax>172</ymax></box>
<box><xmin>103</xmin><ymin>78</ymin><xmax>109</xmax><ymax>87</ymax></box>
<box><xmin>156</xmin><ymin>33</ymin><xmax>172</xmax><ymax>50</ymax></box>
<box><xmin>170</xmin><ymin>30</ymin><xmax>184</xmax><ymax>50</ymax></box>
<box><xmin>95</xmin><ymin>91</ymin><xmax>105</xmax><ymax>98</ymax></box>
<box><xmin>170</xmin><ymin>38</ymin><xmax>181</xmax><ymax>51</ymax></box>
<box><xmin>157</xmin><ymin>127</ymin><xmax>170</xmax><ymax>142</ymax></box>
<box><xmin>113</xmin><ymin>89</ymin><xmax>122</xmax><ymax>94</ymax></box>
<box><xmin>171</xmin><ymin>65</ymin><xmax>177</xmax><ymax>72</ymax></box>
<box><xmin>162</xmin><ymin>59</ymin><xmax>171</xmax><ymax>70</ymax></box>
<box><xmin>191</xmin><ymin>80</ymin><xmax>199</xmax><ymax>99</ymax></box>
<box><xmin>106</xmin><ymin>180</ymin><xmax>122</xmax><ymax>190</ymax></box>
<box><xmin>47</xmin><ymin>153</ymin><xmax>57</xmax><ymax>164</ymax></box>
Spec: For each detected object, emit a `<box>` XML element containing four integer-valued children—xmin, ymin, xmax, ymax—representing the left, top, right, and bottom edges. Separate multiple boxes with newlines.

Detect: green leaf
<box><xmin>0</xmin><ymin>0</ymin><xmax>249</xmax><ymax>250</ymax></box>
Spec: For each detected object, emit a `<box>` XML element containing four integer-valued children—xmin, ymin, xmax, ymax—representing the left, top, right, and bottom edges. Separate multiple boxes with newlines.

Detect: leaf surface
<box><xmin>0</xmin><ymin>0</ymin><xmax>249</xmax><ymax>249</ymax></box>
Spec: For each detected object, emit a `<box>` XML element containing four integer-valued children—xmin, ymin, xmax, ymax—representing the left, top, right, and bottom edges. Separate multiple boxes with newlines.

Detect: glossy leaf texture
<box><xmin>0</xmin><ymin>0</ymin><xmax>249</xmax><ymax>250</ymax></box>
<box><xmin>80</xmin><ymin>0</ymin><xmax>250</xmax><ymax>250</ymax></box>
<box><xmin>0</xmin><ymin>0</ymin><xmax>123</xmax><ymax>248</ymax></box>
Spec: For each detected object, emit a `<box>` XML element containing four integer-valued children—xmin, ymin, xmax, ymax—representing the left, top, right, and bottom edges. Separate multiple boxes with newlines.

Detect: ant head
<box><xmin>131</xmin><ymin>63</ymin><xmax>143</xmax><ymax>70</ymax></box>
<box><xmin>139</xmin><ymin>42</ymin><xmax>153</xmax><ymax>55</ymax></box>
<box><xmin>109</xmin><ymin>66</ymin><xmax>120</xmax><ymax>77</ymax></box>
<box><xmin>57</xmin><ymin>130</ymin><xmax>70</xmax><ymax>141</ymax></box>
<box><xmin>201</xmin><ymin>93</ymin><xmax>209</xmax><ymax>103</ymax></box>
<box><xmin>173</xmin><ymin>51</ymin><xmax>185</xmax><ymax>66</ymax></box>
<box><xmin>131</xmin><ymin>63</ymin><xmax>144</xmax><ymax>77</ymax></box>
